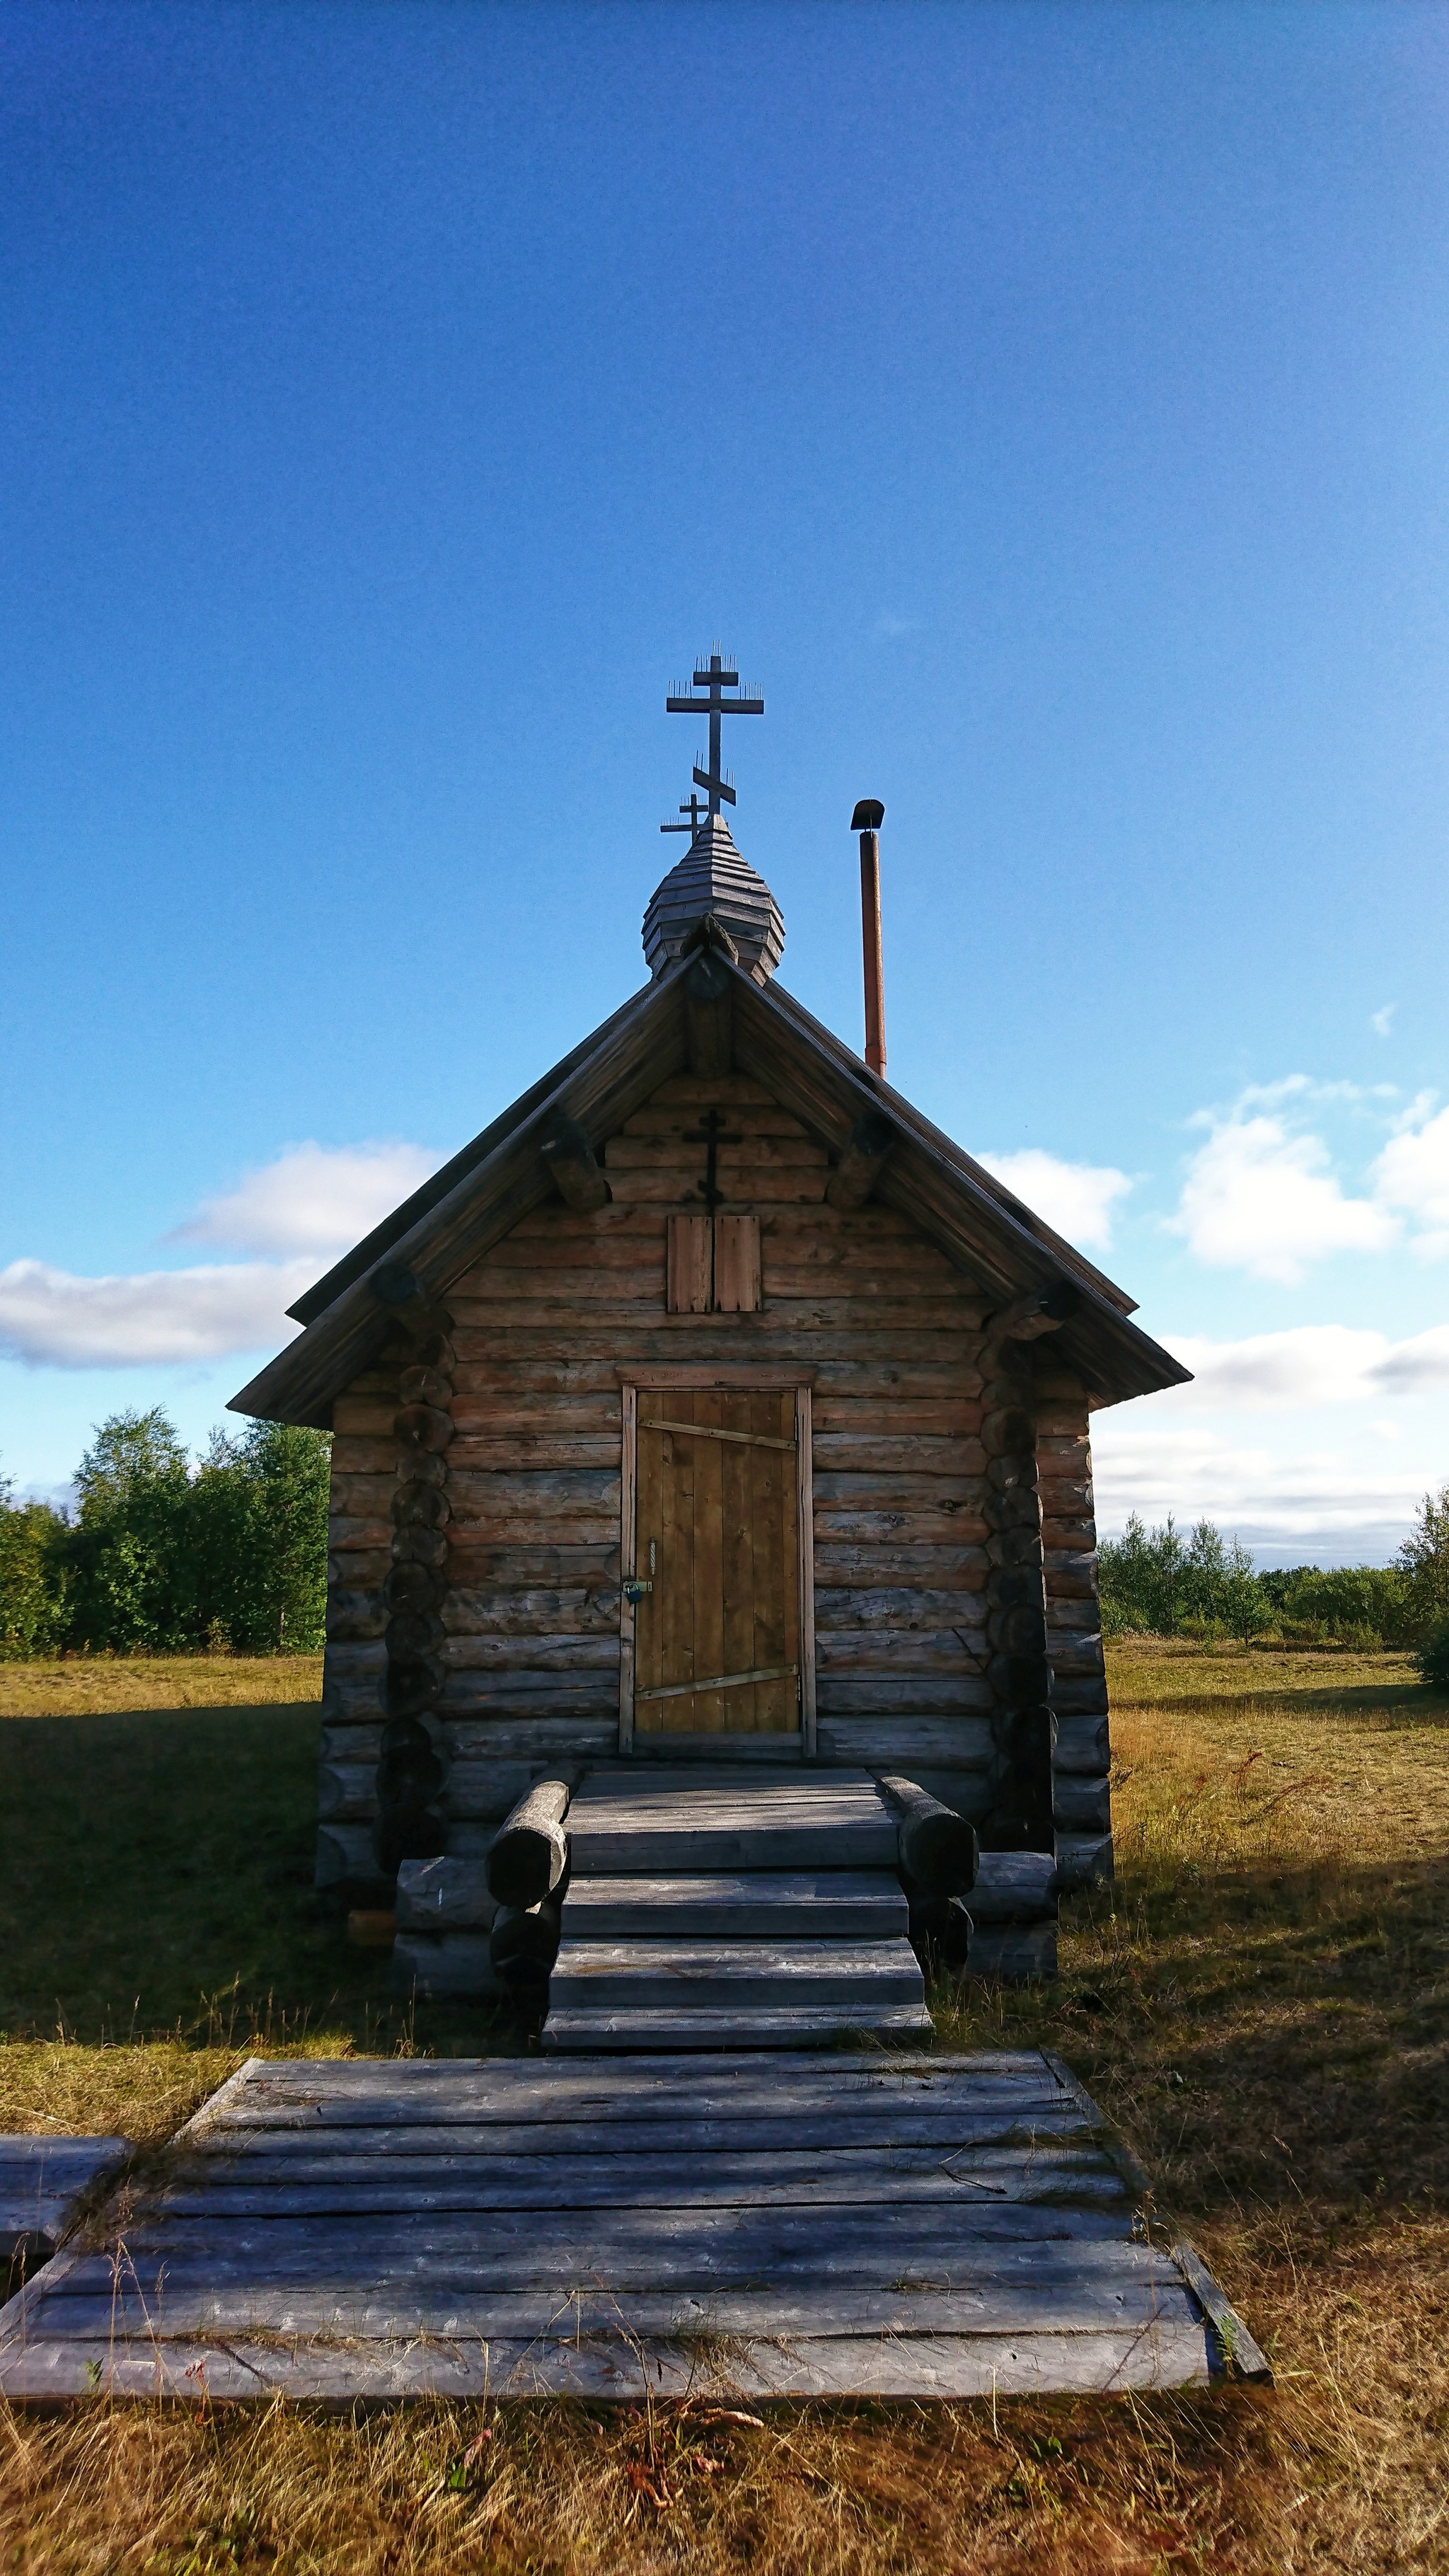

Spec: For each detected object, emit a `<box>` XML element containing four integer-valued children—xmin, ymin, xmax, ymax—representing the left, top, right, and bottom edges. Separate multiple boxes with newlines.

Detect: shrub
<box><xmin>1416</xmin><ymin>1620</ymin><xmax>1449</xmax><ymax>1693</ymax></box>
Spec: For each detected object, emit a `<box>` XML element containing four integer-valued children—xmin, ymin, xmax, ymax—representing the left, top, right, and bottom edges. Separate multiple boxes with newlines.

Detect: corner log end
<box><xmin>826</xmin><ymin>1110</ymin><xmax>896</xmax><ymax>1210</ymax></box>
<box><xmin>540</xmin><ymin>1117</ymin><xmax>611</xmax><ymax>1213</ymax></box>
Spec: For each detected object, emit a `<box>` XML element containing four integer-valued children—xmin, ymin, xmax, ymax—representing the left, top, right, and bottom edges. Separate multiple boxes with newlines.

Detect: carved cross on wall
<box><xmin>682</xmin><ymin>1106</ymin><xmax>741</xmax><ymax>1213</ymax></box>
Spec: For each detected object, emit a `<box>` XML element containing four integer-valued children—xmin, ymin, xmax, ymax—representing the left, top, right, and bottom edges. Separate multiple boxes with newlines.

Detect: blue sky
<box><xmin>2</xmin><ymin>0</ymin><xmax>1446</xmax><ymax>1559</ymax></box>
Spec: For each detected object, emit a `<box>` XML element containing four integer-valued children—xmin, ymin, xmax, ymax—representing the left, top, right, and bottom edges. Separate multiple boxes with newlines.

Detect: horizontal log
<box><xmin>1054</xmin><ymin>1831</ymin><xmax>1114</xmax><ymax>1890</ymax></box>
<box><xmin>313</xmin><ymin>1823</ymin><xmax>381</xmax><ymax>1889</ymax></box>
<box><xmin>448</xmin><ymin>1436</ymin><xmax>620</xmax><ymax>1473</ymax></box>
<box><xmin>323</xmin><ymin>1641</ymin><xmax>387</xmax><ymax>1681</ymax></box>
<box><xmin>1047</xmin><ymin>1598</ymin><xmax>1102</xmax><ymax>1635</ymax></box>
<box><xmin>812</xmin><ymin>1436</ymin><xmax>987</xmax><ymax>1476</ymax></box>
<box><xmin>600</xmin><ymin>1173</ymin><xmax>828</xmax><ymax>1208</ymax></box>
<box><xmin>815</xmin><ymin>1678</ymin><xmax>993</xmax><ymax>1717</ymax></box>
<box><xmin>812</xmin><ymin>1508</ymin><xmax>991</xmax><ymax>1548</ymax></box>
<box><xmin>330</xmin><ymin>1437</ymin><xmax>398</xmax><ymax>1478</ymax></box>
<box><xmin>485</xmin><ymin>1780</ymin><xmax>571</xmax><ymax>1907</ymax></box>
<box><xmin>326</xmin><ymin>1594</ymin><xmax>387</xmax><ymax>1644</ymax></box>
<box><xmin>606</xmin><ymin>1134</ymin><xmax>826</xmax><ymax>1171</ymax></box>
<box><xmin>1053</xmin><ymin>1714</ymin><xmax>1110</xmax><ymax>1775</ymax></box>
<box><xmin>814</xmin><ymin>1632</ymin><xmax>986</xmax><ymax>1675</ymax></box>
<box><xmin>444</xmin><ymin>1759</ymin><xmax>580</xmax><ymax>1822</ymax></box>
<box><xmin>320</xmin><ymin>1720</ymin><xmax>383</xmax><ymax>1763</ymax></box>
<box><xmin>814</xmin><ymin>1585</ymin><xmax>987</xmax><ymax>1628</ymax></box>
<box><xmin>316</xmin><ymin>1761</ymin><xmax>379</xmax><ymax>1822</ymax></box>
<box><xmin>1047</xmin><ymin>1637</ymin><xmax>1106</xmax><ymax>1677</ymax></box>
<box><xmin>1053</xmin><ymin>1776</ymin><xmax>1112</xmax><ymax>1833</ymax></box>
<box><xmin>449</xmin><ymin>1468</ymin><xmax>619</xmax><ymax>1510</ymax></box>
<box><xmin>879</xmin><ymin>1774</ymin><xmax>978</xmax><ymax>1899</ymax></box>
<box><xmin>444</xmin><ymin>1718</ymin><xmax>617</xmax><ymax>1760</ymax></box>
<box><xmin>445</xmin><ymin>1545</ymin><xmax>620</xmax><ymax>1587</ymax></box>
<box><xmin>1051</xmin><ymin>1678</ymin><xmax>1109</xmax><ymax>1716</ymax></box>
<box><xmin>445</xmin><ymin>1323</ymin><xmax>992</xmax><ymax>1364</ymax></box>
<box><xmin>444</xmin><ymin>1587</ymin><xmax>621</xmax><ymax>1636</ymax></box>
<box><xmin>327</xmin><ymin>1513</ymin><xmax>393</xmax><ymax>1555</ymax></box>
<box><xmin>966</xmin><ymin>1923</ymin><xmax>1058</xmax><ymax>1983</ymax></box>
<box><xmin>813</xmin><ymin>1474</ymin><xmax>986</xmax><ymax>1512</ymax></box>
<box><xmin>395</xmin><ymin>1856</ymin><xmax>498</xmax><ymax>1932</ymax></box>
<box><xmin>812</xmin><ymin>1400</ymin><xmax>984</xmax><ymax>1436</ymax></box>
<box><xmin>813</xmin><ymin>1714</ymin><xmax>993</xmax><ymax>1769</ymax></box>
<box><xmin>440</xmin><ymin>1674</ymin><xmax>618</xmax><ymax>1716</ymax></box>
<box><xmin>441</xmin><ymin>1635</ymin><xmax>618</xmax><ymax>1673</ymax></box>
<box><xmin>618</xmin><ymin>1100</ymin><xmax>804</xmax><ymax>1138</ymax></box>
<box><xmin>813</xmin><ymin>1547</ymin><xmax>989</xmax><ymax>1587</ymax></box>
<box><xmin>332</xmin><ymin>1396</ymin><xmax>398</xmax><ymax>1438</ymax></box>
<box><xmin>466</xmin><ymin>1266</ymin><xmax>666</xmax><ymax>1304</ymax></box>
<box><xmin>392</xmin><ymin>1932</ymin><xmax>498</xmax><ymax>2001</ymax></box>
<box><xmin>1041</xmin><ymin>1519</ymin><xmax>1098</xmax><ymax>1555</ymax></box>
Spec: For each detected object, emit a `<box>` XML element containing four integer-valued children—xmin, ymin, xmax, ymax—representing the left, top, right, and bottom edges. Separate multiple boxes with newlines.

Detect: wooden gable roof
<box><xmin>231</xmin><ymin>941</ymin><xmax>1190</xmax><ymax>1427</ymax></box>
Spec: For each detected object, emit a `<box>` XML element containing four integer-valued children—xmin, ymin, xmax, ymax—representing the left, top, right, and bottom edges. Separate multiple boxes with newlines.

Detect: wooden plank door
<box><xmin>631</xmin><ymin>1389</ymin><xmax>800</xmax><ymax>1735</ymax></box>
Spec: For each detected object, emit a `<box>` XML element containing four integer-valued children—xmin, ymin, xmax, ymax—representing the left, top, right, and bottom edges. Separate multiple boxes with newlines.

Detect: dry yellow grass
<box><xmin>1</xmin><ymin>1640</ymin><xmax>1445</xmax><ymax>2572</ymax></box>
<box><xmin>0</xmin><ymin>1655</ymin><xmax>323</xmax><ymax>1718</ymax></box>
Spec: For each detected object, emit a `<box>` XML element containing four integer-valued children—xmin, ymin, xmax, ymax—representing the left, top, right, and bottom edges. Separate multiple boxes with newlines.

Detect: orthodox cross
<box><xmin>682</xmin><ymin>1106</ymin><xmax>741</xmax><ymax>1213</ymax></box>
<box><xmin>660</xmin><ymin>793</ymin><xmax>709</xmax><ymax>838</ymax></box>
<box><xmin>666</xmin><ymin>652</ymin><xmax>764</xmax><ymax>814</ymax></box>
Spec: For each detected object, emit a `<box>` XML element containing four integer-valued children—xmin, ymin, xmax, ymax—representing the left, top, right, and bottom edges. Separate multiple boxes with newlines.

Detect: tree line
<box><xmin>0</xmin><ymin>1409</ymin><xmax>332</xmax><ymax>1658</ymax></box>
<box><xmin>1099</xmin><ymin>1490</ymin><xmax>1449</xmax><ymax>1667</ymax></box>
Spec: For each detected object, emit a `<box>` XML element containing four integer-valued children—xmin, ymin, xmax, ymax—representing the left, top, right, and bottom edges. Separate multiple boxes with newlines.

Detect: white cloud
<box><xmin>975</xmin><ymin>1149</ymin><xmax>1131</xmax><ymax>1252</ymax></box>
<box><xmin>0</xmin><ymin>1259</ymin><xmax>315</xmax><ymax>1369</ymax></box>
<box><xmin>1090</xmin><ymin>1412</ymin><xmax>1433</xmax><ymax>1549</ymax></box>
<box><xmin>1372</xmin><ymin>1105</ymin><xmax>1449</xmax><ymax>1260</ymax></box>
<box><xmin>174</xmin><ymin>1141</ymin><xmax>439</xmax><ymax>1260</ymax></box>
<box><xmin>1371</xmin><ymin>1003</ymin><xmax>1397</xmax><ymax>1037</ymax></box>
<box><xmin>1169</xmin><ymin>1113</ymin><xmax>1397</xmax><ymax>1284</ymax></box>
<box><xmin>1164</xmin><ymin>1323</ymin><xmax>1449</xmax><ymax>1408</ymax></box>
<box><xmin>1090</xmin><ymin>1322</ymin><xmax>1449</xmax><ymax>1555</ymax></box>
<box><xmin>0</xmin><ymin>1137</ymin><xmax>442</xmax><ymax>1369</ymax></box>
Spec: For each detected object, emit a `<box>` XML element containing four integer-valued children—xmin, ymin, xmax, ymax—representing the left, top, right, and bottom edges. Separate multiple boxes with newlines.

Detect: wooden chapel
<box><xmin>232</xmin><ymin>660</ymin><xmax>1187</xmax><ymax>1989</ymax></box>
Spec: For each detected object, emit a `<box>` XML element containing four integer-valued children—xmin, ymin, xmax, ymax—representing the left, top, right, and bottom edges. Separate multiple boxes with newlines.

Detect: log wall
<box><xmin>316</xmin><ymin>1071</ymin><xmax>1110</xmax><ymax>1890</ymax></box>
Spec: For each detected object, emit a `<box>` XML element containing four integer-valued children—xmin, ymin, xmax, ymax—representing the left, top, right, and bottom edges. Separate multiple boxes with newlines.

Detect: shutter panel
<box><xmin>712</xmin><ymin>1214</ymin><xmax>761</xmax><ymax>1312</ymax></box>
<box><xmin>666</xmin><ymin>1213</ymin><xmax>712</xmax><ymax>1313</ymax></box>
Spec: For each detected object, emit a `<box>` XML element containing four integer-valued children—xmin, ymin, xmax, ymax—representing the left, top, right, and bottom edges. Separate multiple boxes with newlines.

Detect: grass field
<box><xmin>1</xmin><ymin>1640</ymin><xmax>1445</xmax><ymax>2571</ymax></box>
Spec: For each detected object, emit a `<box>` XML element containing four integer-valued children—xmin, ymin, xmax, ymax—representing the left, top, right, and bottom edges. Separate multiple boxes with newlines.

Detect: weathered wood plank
<box><xmin>152</xmin><ymin>2148</ymin><xmax>1124</xmax><ymax>2219</ymax></box>
<box><xmin>0</xmin><ymin>2320</ymin><xmax>1213</xmax><ymax>2403</ymax></box>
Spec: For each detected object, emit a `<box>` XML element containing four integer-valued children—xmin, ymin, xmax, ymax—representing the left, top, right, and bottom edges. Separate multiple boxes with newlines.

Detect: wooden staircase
<box><xmin>542</xmin><ymin>1768</ymin><xmax>933</xmax><ymax>2051</ymax></box>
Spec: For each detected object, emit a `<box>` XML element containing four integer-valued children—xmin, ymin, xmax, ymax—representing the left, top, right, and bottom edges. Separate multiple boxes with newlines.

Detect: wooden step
<box><xmin>548</xmin><ymin>1936</ymin><xmax>925</xmax><ymax>2011</ymax></box>
<box><xmin>562</xmin><ymin>1871</ymin><xmax>908</xmax><ymax>1940</ymax></box>
<box><xmin>541</xmin><ymin>2003</ymin><xmax>934</xmax><ymax>2052</ymax></box>
<box><xmin>565</xmin><ymin>1775</ymin><xmax>899</xmax><ymax>1873</ymax></box>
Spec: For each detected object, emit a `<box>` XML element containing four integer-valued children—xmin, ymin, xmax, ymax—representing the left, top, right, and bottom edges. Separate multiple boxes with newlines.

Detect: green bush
<box><xmin>1416</xmin><ymin>1620</ymin><xmax>1449</xmax><ymax>1692</ymax></box>
<box><xmin>0</xmin><ymin>1410</ymin><xmax>332</xmax><ymax>1660</ymax></box>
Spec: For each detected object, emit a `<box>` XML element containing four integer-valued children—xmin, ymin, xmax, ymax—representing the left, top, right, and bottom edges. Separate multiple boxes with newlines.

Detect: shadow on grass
<box><xmin>0</xmin><ymin>1701</ymin><xmax>514</xmax><ymax>2059</ymax></box>
<box><xmin>937</xmin><ymin>1848</ymin><xmax>1449</xmax><ymax>2227</ymax></box>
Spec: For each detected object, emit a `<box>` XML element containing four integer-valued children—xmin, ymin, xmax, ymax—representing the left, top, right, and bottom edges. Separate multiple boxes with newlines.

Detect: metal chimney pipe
<box><xmin>851</xmin><ymin>799</ymin><xmax>887</xmax><ymax>1076</ymax></box>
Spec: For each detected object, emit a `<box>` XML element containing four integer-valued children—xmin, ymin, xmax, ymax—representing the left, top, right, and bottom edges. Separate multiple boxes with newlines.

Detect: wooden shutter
<box><xmin>666</xmin><ymin>1214</ymin><xmax>712</xmax><ymax>1313</ymax></box>
<box><xmin>712</xmin><ymin>1214</ymin><xmax>761</xmax><ymax>1312</ymax></box>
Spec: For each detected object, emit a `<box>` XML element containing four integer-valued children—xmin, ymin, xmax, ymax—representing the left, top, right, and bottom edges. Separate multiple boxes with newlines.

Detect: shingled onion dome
<box><xmin>642</xmin><ymin>812</ymin><xmax>785</xmax><ymax>984</ymax></box>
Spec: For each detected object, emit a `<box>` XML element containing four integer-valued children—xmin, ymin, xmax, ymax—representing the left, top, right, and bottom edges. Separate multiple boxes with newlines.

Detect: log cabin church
<box><xmin>232</xmin><ymin>659</ymin><xmax>1187</xmax><ymax>2004</ymax></box>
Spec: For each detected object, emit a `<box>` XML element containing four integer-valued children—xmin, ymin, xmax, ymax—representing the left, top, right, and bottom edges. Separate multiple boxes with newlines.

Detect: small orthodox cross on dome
<box><xmin>666</xmin><ymin>650</ymin><xmax>764</xmax><ymax>815</ymax></box>
<box><xmin>660</xmin><ymin>792</ymin><xmax>709</xmax><ymax>838</ymax></box>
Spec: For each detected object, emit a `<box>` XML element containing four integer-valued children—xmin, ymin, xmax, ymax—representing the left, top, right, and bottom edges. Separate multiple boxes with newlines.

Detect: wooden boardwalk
<box><xmin>0</xmin><ymin>2052</ymin><xmax>1266</xmax><ymax>2400</ymax></box>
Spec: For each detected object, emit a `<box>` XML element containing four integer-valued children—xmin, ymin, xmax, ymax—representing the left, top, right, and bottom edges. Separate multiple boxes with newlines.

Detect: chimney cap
<box><xmin>852</xmin><ymin>799</ymin><xmax>885</xmax><ymax>832</ymax></box>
